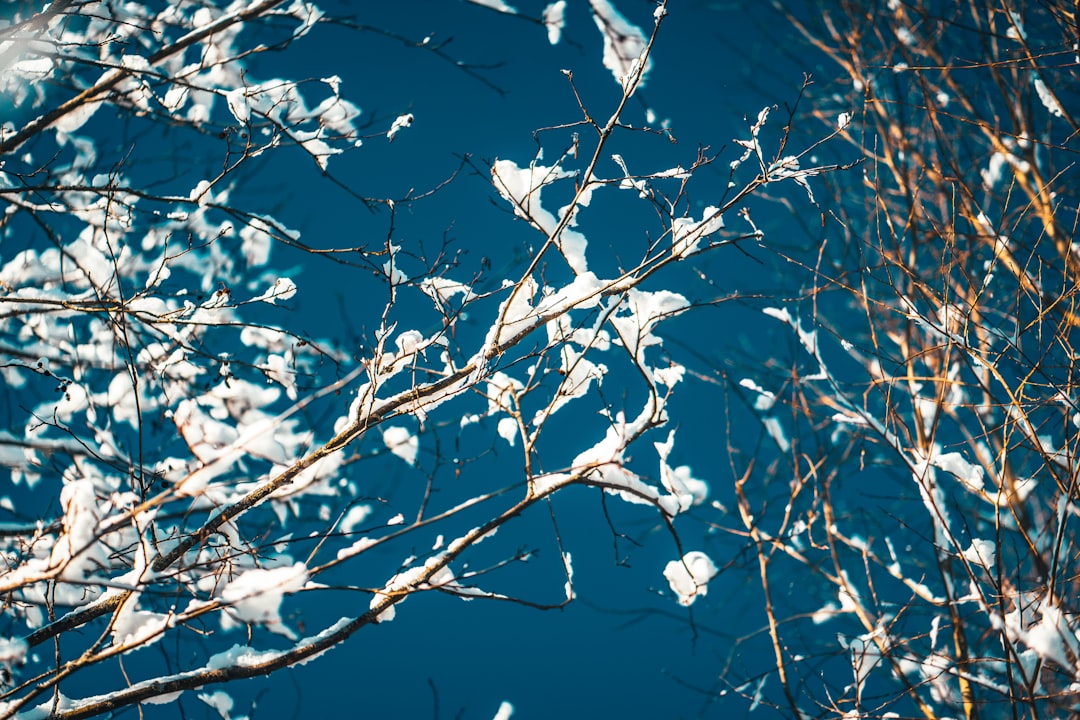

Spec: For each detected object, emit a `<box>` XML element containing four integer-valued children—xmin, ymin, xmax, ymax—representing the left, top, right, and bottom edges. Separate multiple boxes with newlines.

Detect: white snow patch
<box><xmin>226</xmin><ymin>87</ymin><xmax>250</xmax><ymax>124</ymax></box>
<box><xmin>543</xmin><ymin>2</ymin><xmax>566</xmax><ymax>44</ymax></box>
<box><xmin>383</xmin><ymin>426</ymin><xmax>419</xmax><ymax>465</ymax></box>
<box><xmin>491</xmin><ymin>159</ymin><xmax>588</xmax><ymax>275</ymax></box>
<box><xmin>671</xmin><ymin>206</ymin><xmax>723</xmax><ymax>257</ymax></box>
<box><xmin>655</xmin><ymin>430</ymin><xmax>708</xmax><ymax>512</ymax></box>
<box><xmin>563</xmin><ymin>551</ymin><xmax>575</xmax><ymax>600</ymax></box>
<box><xmin>254</xmin><ymin>277</ymin><xmax>297</xmax><ymax>304</ymax></box>
<box><xmin>497</xmin><ymin>417</ymin><xmax>518</xmax><ymax>446</ymax></box>
<box><xmin>663</xmin><ymin>551</ymin><xmax>718</xmax><ymax>606</ymax></box>
<box><xmin>219</xmin><ymin>562</ymin><xmax>308</xmax><ymax>640</ymax></box>
<box><xmin>340</xmin><ymin>504</ymin><xmax>372</xmax><ymax>534</ymax></box>
<box><xmin>1033</xmin><ymin>76</ymin><xmax>1065</xmax><ymax>118</ymax></box>
<box><xmin>589</xmin><ymin>0</ymin><xmax>652</xmax><ymax>91</ymax></box>
<box><xmin>467</xmin><ymin>0</ymin><xmax>518</xmax><ymax>12</ymax></box>
<box><xmin>962</xmin><ymin>538</ymin><xmax>996</xmax><ymax>568</ymax></box>
<box><xmin>111</xmin><ymin>598</ymin><xmax>171</xmax><ymax>652</ymax></box>
<box><xmin>931</xmin><ymin>451</ymin><xmax>985</xmax><ymax>492</ymax></box>
<box><xmin>198</xmin><ymin>691</ymin><xmax>233</xmax><ymax>720</ymax></box>
<box><xmin>387</xmin><ymin>113</ymin><xmax>414</xmax><ymax>141</ymax></box>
